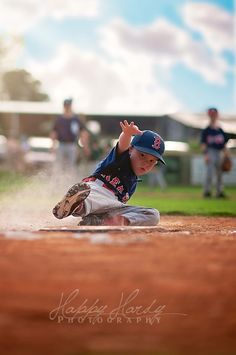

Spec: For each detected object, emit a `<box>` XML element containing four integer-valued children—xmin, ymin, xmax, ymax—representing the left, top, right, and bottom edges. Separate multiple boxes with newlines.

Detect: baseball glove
<box><xmin>221</xmin><ymin>155</ymin><xmax>233</xmax><ymax>172</ymax></box>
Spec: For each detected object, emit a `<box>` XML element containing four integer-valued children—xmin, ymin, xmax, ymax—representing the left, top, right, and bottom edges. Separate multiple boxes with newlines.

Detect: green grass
<box><xmin>0</xmin><ymin>170</ymin><xmax>27</xmax><ymax>194</ymax></box>
<box><xmin>0</xmin><ymin>170</ymin><xmax>235</xmax><ymax>216</ymax></box>
<box><xmin>130</xmin><ymin>186</ymin><xmax>236</xmax><ymax>216</ymax></box>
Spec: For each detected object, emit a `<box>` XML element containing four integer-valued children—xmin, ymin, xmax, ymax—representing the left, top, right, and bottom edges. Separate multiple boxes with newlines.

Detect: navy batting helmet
<box><xmin>131</xmin><ymin>130</ymin><xmax>165</xmax><ymax>164</ymax></box>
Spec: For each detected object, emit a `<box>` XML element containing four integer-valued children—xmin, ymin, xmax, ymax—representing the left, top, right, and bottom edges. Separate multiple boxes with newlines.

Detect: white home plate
<box><xmin>40</xmin><ymin>226</ymin><xmax>162</xmax><ymax>233</ymax></box>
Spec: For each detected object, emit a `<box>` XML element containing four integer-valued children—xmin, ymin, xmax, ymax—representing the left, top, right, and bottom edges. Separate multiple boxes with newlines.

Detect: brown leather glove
<box><xmin>221</xmin><ymin>155</ymin><xmax>233</xmax><ymax>172</ymax></box>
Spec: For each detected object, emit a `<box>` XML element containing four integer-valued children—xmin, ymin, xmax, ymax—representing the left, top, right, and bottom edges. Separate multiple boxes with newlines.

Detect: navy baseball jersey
<box><xmin>54</xmin><ymin>115</ymin><xmax>81</xmax><ymax>143</ymax></box>
<box><xmin>201</xmin><ymin>126</ymin><xmax>228</xmax><ymax>150</ymax></box>
<box><xmin>90</xmin><ymin>144</ymin><xmax>138</xmax><ymax>203</ymax></box>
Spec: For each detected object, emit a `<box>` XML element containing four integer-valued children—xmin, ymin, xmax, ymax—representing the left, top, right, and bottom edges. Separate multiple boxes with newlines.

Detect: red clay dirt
<box><xmin>0</xmin><ymin>216</ymin><xmax>236</xmax><ymax>355</ymax></box>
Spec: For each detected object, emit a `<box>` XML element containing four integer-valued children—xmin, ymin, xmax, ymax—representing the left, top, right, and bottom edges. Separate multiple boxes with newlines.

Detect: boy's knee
<box><xmin>147</xmin><ymin>208</ymin><xmax>160</xmax><ymax>225</ymax></box>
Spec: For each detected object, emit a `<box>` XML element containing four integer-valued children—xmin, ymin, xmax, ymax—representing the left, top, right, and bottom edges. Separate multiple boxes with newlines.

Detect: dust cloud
<box><xmin>0</xmin><ymin>170</ymin><xmax>84</xmax><ymax>231</ymax></box>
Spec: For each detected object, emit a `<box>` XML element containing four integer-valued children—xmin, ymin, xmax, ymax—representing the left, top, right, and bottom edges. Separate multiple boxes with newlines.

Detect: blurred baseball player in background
<box><xmin>53</xmin><ymin>120</ymin><xmax>165</xmax><ymax>226</ymax></box>
<box><xmin>51</xmin><ymin>98</ymin><xmax>84</xmax><ymax>173</ymax></box>
<box><xmin>201</xmin><ymin>107</ymin><xmax>229</xmax><ymax>198</ymax></box>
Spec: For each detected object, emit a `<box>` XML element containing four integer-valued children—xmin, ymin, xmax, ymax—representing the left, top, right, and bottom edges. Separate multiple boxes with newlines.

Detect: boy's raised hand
<box><xmin>117</xmin><ymin>120</ymin><xmax>143</xmax><ymax>154</ymax></box>
<box><xmin>120</xmin><ymin>120</ymin><xmax>142</xmax><ymax>136</ymax></box>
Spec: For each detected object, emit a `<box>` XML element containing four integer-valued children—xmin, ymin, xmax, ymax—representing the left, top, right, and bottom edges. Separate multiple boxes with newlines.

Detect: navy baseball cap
<box><xmin>131</xmin><ymin>130</ymin><xmax>166</xmax><ymax>164</ymax></box>
<box><xmin>63</xmin><ymin>98</ymin><xmax>73</xmax><ymax>106</ymax></box>
<box><xmin>208</xmin><ymin>107</ymin><xmax>218</xmax><ymax>113</ymax></box>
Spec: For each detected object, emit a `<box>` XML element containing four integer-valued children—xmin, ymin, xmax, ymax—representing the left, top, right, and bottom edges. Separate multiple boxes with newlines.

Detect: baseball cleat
<box><xmin>203</xmin><ymin>191</ymin><xmax>211</xmax><ymax>198</ymax></box>
<box><xmin>216</xmin><ymin>192</ymin><xmax>227</xmax><ymax>199</ymax></box>
<box><xmin>53</xmin><ymin>182</ymin><xmax>90</xmax><ymax>219</ymax></box>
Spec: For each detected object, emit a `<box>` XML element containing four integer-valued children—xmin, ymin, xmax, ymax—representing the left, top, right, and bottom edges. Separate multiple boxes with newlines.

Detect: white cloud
<box><xmin>0</xmin><ymin>0</ymin><xmax>101</xmax><ymax>34</ymax></box>
<box><xmin>99</xmin><ymin>17</ymin><xmax>230</xmax><ymax>84</ymax></box>
<box><xmin>182</xmin><ymin>2</ymin><xmax>234</xmax><ymax>52</ymax></box>
<box><xmin>47</xmin><ymin>0</ymin><xmax>101</xmax><ymax>20</ymax></box>
<box><xmin>182</xmin><ymin>39</ymin><xmax>228</xmax><ymax>84</ymax></box>
<box><xmin>27</xmin><ymin>43</ymin><xmax>183</xmax><ymax>114</ymax></box>
<box><xmin>99</xmin><ymin>19</ymin><xmax>188</xmax><ymax>66</ymax></box>
<box><xmin>2</xmin><ymin>1</ymin><xmax>232</xmax><ymax>113</ymax></box>
<box><xmin>25</xmin><ymin>10</ymin><xmax>232</xmax><ymax>113</ymax></box>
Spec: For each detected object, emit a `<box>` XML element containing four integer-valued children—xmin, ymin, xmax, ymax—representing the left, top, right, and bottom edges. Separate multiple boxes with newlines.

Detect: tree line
<box><xmin>0</xmin><ymin>35</ymin><xmax>49</xmax><ymax>102</ymax></box>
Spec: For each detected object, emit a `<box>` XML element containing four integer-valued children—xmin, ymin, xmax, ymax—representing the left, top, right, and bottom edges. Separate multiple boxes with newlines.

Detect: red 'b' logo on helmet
<box><xmin>152</xmin><ymin>136</ymin><xmax>161</xmax><ymax>150</ymax></box>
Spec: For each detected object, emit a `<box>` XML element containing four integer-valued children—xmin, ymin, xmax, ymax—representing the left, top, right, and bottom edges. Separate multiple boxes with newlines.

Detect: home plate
<box><xmin>40</xmin><ymin>226</ymin><xmax>162</xmax><ymax>233</ymax></box>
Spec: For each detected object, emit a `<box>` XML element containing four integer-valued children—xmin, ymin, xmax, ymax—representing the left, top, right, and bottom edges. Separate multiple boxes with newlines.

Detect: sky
<box><xmin>0</xmin><ymin>0</ymin><xmax>235</xmax><ymax>114</ymax></box>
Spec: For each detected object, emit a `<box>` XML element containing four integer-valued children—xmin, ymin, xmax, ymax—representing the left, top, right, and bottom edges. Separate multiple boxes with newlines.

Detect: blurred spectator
<box><xmin>200</xmin><ymin>107</ymin><xmax>229</xmax><ymax>198</ymax></box>
<box><xmin>51</xmin><ymin>98</ymin><xmax>84</xmax><ymax>173</ymax></box>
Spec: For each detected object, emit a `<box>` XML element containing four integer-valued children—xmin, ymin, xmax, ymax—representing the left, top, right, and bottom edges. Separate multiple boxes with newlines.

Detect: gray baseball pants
<box><xmin>204</xmin><ymin>148</ymin><xmax>224</xmax><ymax>195</ymax></box>
<box><xmin>55</xmin><ymin>142</ymin><xmax>78</xmax><ymax>171</ymax></box>
<box><xmin>81</xmin><ymin>181</ymin><xmax>160</xmax><ymax>226</ymax></box>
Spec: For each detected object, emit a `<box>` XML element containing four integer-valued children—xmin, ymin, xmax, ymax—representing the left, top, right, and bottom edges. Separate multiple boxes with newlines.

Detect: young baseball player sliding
<box><xmin>53</xmin><ymin>120</ymin><xmax>165</xmax><ymax>226</ymax></box>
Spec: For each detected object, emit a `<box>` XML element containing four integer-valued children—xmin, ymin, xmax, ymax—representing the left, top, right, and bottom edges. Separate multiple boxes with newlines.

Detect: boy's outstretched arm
<box><xmin>117</xmin><ymin>120</ymin><xmax>142</xmax><ymax>154</ymax></box>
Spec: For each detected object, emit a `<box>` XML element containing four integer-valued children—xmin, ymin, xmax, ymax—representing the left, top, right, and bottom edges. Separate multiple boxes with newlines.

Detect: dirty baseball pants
<box><xmin>79</xmin><ymin>181</ymin><xmax>160</xmax><ymax>226</ymax></box>
<box><xmin>204</xmin><ymin>148</ymin><xmax>223</xmax><ymax>195</ymax></box>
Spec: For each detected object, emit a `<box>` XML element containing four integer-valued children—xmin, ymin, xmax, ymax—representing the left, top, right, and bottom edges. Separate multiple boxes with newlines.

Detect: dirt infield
<box><xmin>0</xmin><ymin>216</ymin><xmax>236</xmax><ymax>355</ymax></box>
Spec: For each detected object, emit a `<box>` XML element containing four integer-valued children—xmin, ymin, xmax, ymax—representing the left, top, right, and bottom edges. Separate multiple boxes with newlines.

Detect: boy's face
<box><xmin>129</xmin><ymin>147</ymin><xmax>158</xmax><ymax>176</ymax></box>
